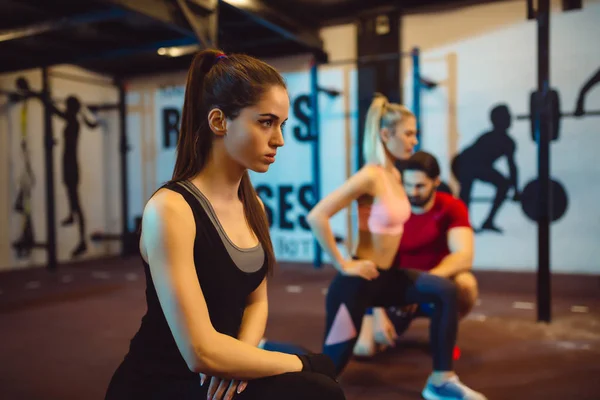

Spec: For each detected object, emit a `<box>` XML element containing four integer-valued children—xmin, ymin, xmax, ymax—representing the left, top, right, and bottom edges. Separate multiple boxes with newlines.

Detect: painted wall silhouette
<box><xmin>451</xmin><ymin>104</ymin><xmax>520</xmax><ymax>233</ymax></box>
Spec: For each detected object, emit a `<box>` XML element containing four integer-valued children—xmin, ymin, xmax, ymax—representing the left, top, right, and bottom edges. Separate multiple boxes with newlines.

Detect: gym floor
<box><xmin>1</xmin><ymin>256</ymin><xmax>599</xmax><ymax>400</ymax></box>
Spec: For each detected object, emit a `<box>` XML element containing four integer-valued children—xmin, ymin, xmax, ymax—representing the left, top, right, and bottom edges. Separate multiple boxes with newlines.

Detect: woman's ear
<box><xmin>380</xmin><ymin>127</ymin><xmax>391</xmax><ymax>143</ymax></box>
<box><xmin>208</xmin><ymin>108</ymin><xmax>227</xmax><ymax>136</ymax></box>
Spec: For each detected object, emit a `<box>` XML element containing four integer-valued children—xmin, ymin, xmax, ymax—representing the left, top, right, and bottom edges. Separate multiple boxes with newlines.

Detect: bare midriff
<box><xmin>354</xmin><ymin>229</ymin><xmax>402</xmax><ymax>270</ymax></box>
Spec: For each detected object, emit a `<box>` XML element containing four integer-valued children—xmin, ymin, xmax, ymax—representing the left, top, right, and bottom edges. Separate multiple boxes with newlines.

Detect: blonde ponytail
<box><xmin>362</xmin><ymin>93</ymin><xmax>415</xmax><ymax>165</ymax></box>
<box><xmin>362</xmin><ymin>93</ymin><xmax>388</xmax><ymax>165</ymax></box>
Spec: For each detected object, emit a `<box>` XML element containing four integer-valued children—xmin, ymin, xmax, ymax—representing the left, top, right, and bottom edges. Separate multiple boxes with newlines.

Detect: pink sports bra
<box><xmin>358</xmin><ymin>166</ymin><xmax>411</xmax><ymax>235</ymax></box>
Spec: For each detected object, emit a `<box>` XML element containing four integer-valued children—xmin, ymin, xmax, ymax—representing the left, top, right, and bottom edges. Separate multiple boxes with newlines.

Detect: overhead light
<box><xmin>223</xmin><ymin>0</ymin><xmax>257</xmax><ymax>10</ymax></box>
<box><xmin>225</xmin><ymin>0</ymin><xmax>251</xmax><ymax>6</ymax></box>
<box><xmin>156</xmin><ymin>44</ymin><xmax>201</xmax><ymax>57</ymax></box>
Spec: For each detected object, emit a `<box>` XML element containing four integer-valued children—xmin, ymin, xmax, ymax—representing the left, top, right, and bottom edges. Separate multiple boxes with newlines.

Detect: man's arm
<box><xmin>237</xmin><ymin>277</ymin><xmax>268</xmax><ymax>346</ymax></box>
<box><xmin>429</xmin><ymin>198</ymin><xmax>474</xmax><ymax>278</ymax></box>
<box><xmin>429</xmin><ymin>226</ymin><xmax>474</xmax><ymax>278</ymax></box>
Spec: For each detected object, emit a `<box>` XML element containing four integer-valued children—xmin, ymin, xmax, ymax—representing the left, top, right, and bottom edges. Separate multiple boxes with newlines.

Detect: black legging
<box><xmin>105</xmin><ymin>359</ymin><xmax>345</xmax><ymax>400</ymax></box>
<box><xmin>323</xmin><ymin>267</ymin><xmax>458</xmax><ymax>375</ymax></box>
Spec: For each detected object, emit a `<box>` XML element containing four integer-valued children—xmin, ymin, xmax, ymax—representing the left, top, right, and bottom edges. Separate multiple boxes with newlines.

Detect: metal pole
<box><xmin>412</xmin><ymin>47</ymin><xmax>422</xmax><ymax>150</ymax></box>
<box><xmin>310</xmin><ymin>60</ymin><xmax>322</xmax><ymax>268</ymax></box>
<box><xmin>42</xmin><ymin>68</ymin><xmax>57</xmax><ymax>271</ymax></box>
<box><xmin>118</xmin><ymin>80</ymin><xmax>130</xmax><ymax>257</ymax></box>
<box><xmin>536</xmin><ymin>0</ymin><xmax>552</xmax><ymax>323</ymax></box>
<box><xmin>322</xmin><ymin>52</ymin><xmax>412</xmax><ymax>67</ymax></box>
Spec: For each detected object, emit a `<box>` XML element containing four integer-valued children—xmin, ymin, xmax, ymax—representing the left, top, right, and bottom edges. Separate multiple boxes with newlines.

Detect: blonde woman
<box><xmin>307</xmin><ymin>94</ymin><xmax>486</xmax><ymax>400</ymax></box>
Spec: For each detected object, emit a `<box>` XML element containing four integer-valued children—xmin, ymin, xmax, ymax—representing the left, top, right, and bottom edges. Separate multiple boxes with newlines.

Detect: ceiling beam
<box><xmin>0</xmin><ymin>36</ymin><xmax>198</xmax><ymax>75</ymax></box>
<box><xmin>189</xmin><ymin>0</ymin><xmax>218</xmax><ymax>10</ymax></box>
<box><xmin>71</xmin><ymin>36</ymin><xmax>200</xmax><ymax>65</ymax></box>
<box><xmin>220</xmin><ymin>0</ymin><xmax>326</xmax><ymax>58</ymax></box>
<box><xmin>175</xmin><ymin>0</ymin><xmax>218</xmax><ymax>48</ymax></box>
<box><xmin>0</xmin><ymin>7</ymin><xmax>127</xmax><ymax>44</ymax></box>
<box><xmin>0</xmin><ymin>0</ymin><xmax>60</xmax><ymax>20</ymax></box>
<box><xmin>101</xmin><ymin>0</ymin><xmax>196</xmax><ymax>38</ymax></box>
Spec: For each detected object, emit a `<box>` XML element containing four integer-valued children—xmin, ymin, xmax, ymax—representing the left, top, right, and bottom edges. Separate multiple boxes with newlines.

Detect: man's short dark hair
<box><xmin>401</xmin><ymin>151</ymin><xmax>440</xmax><ymax>179</ymax></box>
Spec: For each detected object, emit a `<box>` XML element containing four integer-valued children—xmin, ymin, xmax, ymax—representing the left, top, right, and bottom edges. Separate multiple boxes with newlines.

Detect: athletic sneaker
<box><xmin>422</xmin><ymin>376</ymin><xmax>487</xmax><ymax>400</ymax></box>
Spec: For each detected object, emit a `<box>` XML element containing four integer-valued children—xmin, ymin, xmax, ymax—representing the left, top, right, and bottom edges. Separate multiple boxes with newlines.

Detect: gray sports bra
<box><xmin>176</xmin><ymin>180</ymin><xmax>265</xmax><ymax>273</ymax></box>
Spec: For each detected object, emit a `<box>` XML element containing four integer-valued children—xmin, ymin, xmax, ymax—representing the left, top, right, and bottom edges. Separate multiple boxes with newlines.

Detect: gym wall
<box><xmin>0</xmin><ymin>66</ymin><xmax>121</xmax><ymax>271</ymax></box>
<box><xmin>402</xmin><ymin>0</ymin><xmax>600</xmax><ymax>273</ymax></box>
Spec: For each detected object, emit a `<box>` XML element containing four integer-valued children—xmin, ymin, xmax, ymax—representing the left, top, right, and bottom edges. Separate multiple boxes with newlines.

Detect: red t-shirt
<box><xmin>394</xmin><ymin>192</ymin><xmax>471</xmax><ymax>271</ymax></box>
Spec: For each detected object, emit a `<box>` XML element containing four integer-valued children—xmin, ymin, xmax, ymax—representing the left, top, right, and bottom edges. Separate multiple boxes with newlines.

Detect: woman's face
<box><xmin>218</xmin><ymin>85</ymin><xmax>289</xmax><ymax>173</ymax></box>
<box><xmin>382</xmin><ymin>116</ymin><xmax>418</xmax><ymax>161</ymax></box>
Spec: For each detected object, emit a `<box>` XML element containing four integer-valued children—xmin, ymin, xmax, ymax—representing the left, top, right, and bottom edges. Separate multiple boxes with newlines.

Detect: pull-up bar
<box><xmin>318</xmin><ymin>50</ymin><xmax>416</xmax><ymax>67</ymax></box>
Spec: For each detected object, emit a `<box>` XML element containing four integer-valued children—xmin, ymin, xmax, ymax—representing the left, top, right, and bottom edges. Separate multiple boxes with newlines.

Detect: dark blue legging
<box><xmin>323</xmin><ymin>268</ymin><xmax>458</xmax><ymax>376</ymax></box>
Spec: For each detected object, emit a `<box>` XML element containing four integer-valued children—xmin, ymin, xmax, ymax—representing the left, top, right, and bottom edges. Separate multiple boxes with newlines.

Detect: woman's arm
<box><xmin>142</xmin><ymin>190</ymin><xmax>302</xmax><ymax>380</ymax></box>
<box><xmin>306</xmin><ymin>165</ymin><xmax>377</xmax><ymax>272</ymax></box>
<box><xmin>237</xmin><ymin>277</ymin><xmax>268</xmax><ymax>346</ymax></box>
<box><xmin>235</xmin><ymin>195</ymin><xmax>269</xmax><ymax>346</ymax></box>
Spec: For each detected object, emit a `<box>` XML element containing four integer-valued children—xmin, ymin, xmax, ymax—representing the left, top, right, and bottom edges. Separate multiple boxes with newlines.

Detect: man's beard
<box><xmin>409</xmin><ymin>189</ymin><xmax>435</xmax><ymax>207</ymax></box>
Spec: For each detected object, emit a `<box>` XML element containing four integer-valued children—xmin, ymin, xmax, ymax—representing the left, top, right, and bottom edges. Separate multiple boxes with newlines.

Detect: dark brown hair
<box><xmin>172</xmin><ymin>49</ymin><xmax>285</xmax><ymax>276</ymax></box>
<box><xmin>401</xmin><ymin>150</ymin><xmax>440</xmax><ymax>179</ymax></box>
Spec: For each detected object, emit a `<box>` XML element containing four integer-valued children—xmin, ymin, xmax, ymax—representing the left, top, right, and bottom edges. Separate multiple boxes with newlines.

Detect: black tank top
<box><xmin>123</xmin><ymin>181</ymin><xmax>267</xmax><ymax>378</ymax></box>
